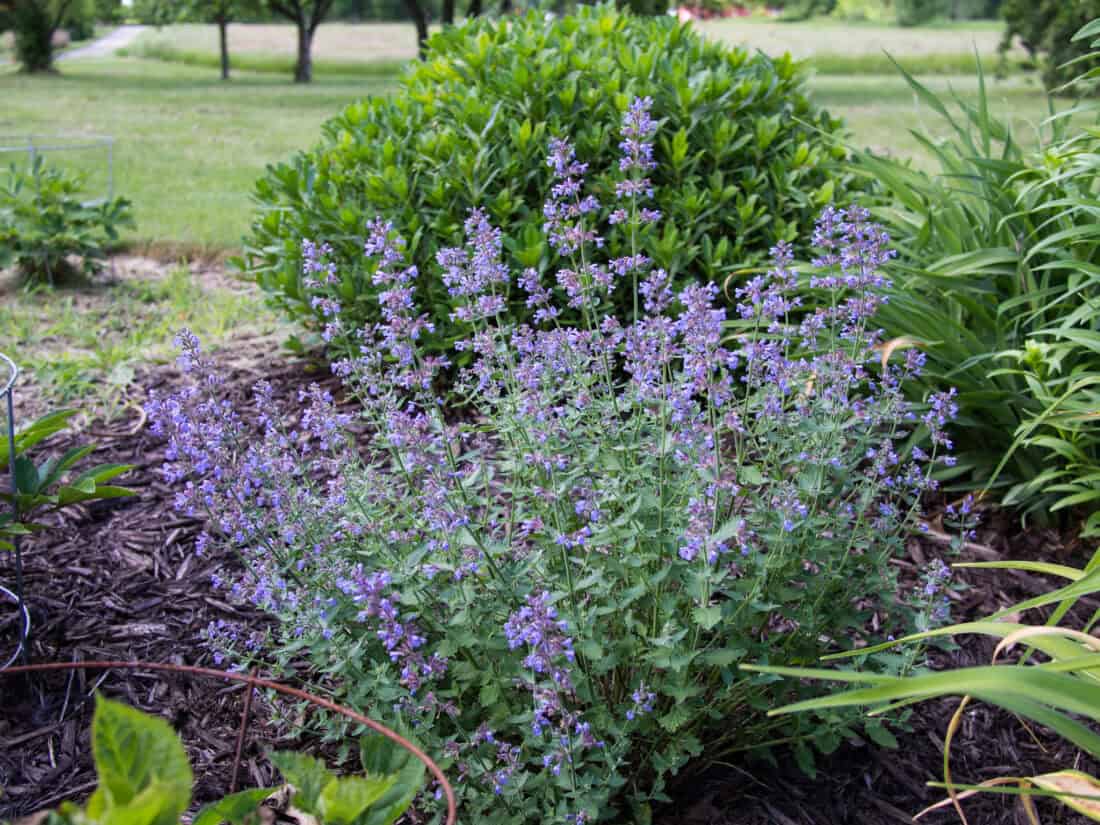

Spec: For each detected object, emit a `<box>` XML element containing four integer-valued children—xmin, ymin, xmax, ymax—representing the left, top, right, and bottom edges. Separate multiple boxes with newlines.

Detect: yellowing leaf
<box><xmin>1031</xmin><ymin>770</ymin><xmax>1100</xmax><ymax>820</ymax></box>
<box><xmin>874</xmin><ymin>336</ymin><xmax>923</xmax><ymax>371</ymax></box>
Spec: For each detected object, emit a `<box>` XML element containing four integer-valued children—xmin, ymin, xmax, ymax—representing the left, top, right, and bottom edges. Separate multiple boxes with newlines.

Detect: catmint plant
<box><xmin>149</xmin><ymin>98</ymin><xmax>957</xmax><ymax>823</ymax></box>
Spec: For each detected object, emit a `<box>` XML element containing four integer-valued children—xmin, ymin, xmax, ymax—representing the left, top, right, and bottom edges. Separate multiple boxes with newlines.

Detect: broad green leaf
<box><xmin>13</xmin><ymin>456</ymin><xmax>39</xmax><ymax>496</ymax></box>
<box><xmin>700</xmin><ymin>647</ymin><xmax>745</xmax><ymax>667</ymax></box>
<box><xmin>270</xmin><ymin>752</ymin><xmax>330</xmax><ymax>813</ymax></box>
<box><xmin>657</xmin><ymin>702</ymin><xmax>693</xmax><ymax>733</ymax></box>
<box><xmin>87</xmin><ymin>781</ymin><xmax>174</xmax><ymax>825</ymax></box>
<box><xmin>37</xmin><ymin>445</ymin><xmax>95</xmax><ymax>490</ymax></box>
<box><xmin>55</xmin><ymin>483</ymin><xmax>134</xmax><ymax>506</ymax></box>
<box><xmin>91</xmin><ymin>696</ymin><xmax>192</xmax><ymax>825</ymax></box>
<box><xmin>70</xmin><ymin>463</ymin><xmax>134</xmax><ymax>487</ymax></box>
<box><xmin>691</xmin><ymin>605</ymin><xmax>722</xmax><ymax>630</ymax></box>
<box><xmin>359</xmin><ymin>734</ymin><xmax>406</xmax><ymax>777</ymax></box>
<box><xmin>360</xmin><ymin>755</ymin><xmax>426</xmax><ymax>825</ymax></box>
<box><xmin>318</xmin><ymin>774</ymin><xmax>397</xmax><ymax>825</ymax></box>
<box><xmin>863</xmin><ymin>721</ymin><xmax>898</xmax><ymax>749</ymax></box>
<box><xmin>0</xmin><ymin>409</ymin><xmax>77</xmax><ymax>464</ymax></box>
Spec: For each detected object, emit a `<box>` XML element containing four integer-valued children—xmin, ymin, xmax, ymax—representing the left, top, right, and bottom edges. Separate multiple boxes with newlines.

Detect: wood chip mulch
<box><xmin>1</xmin><ymin>343</ymin><xmax>1098</xmax><ymax>825</ymax></box>
<box><xmin>0</xmin><ymin>342</ymin><xmax>343</xmax><ymax>820</ymax></box>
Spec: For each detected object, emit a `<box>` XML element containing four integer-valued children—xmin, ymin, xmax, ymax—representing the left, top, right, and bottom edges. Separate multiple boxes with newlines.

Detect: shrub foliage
<box><xmin>11</xmin><ymin>0</ymin><xmax>58</xmax><ymax>72</ymax></box>
<box><xmin>43</xmin><ymin>695</ymin><xmax>424</xmax><ymax>825</ymax></box>
<box><xmin>242</xmin><ymin>4</ymin><xmax>853</xmax><ymax>356</ymax></box>
<box><xmin>0</xmin><ymin>157</ymin><xmax>134</xmax><ymax>283</ymax></box>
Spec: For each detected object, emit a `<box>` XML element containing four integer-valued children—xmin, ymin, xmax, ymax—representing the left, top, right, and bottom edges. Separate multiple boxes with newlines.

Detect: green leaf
<box><xmin>270</xmin><ymin>752</ymin><xmax>330</xmax><ymax>813</ymax></box>
<box><xmin>89</xmin><ymin>781</ymin><xmax>176</xmax><ymax>825</ymax></box>
<box><xmin>193</xmin><ymin>787</ymin><xmax>278</xmax><ymax>825</ymax></box>
<box><xmin>71</xmin><ymin>463</ymin><xmax>134</xmax><ymax>487</ymax></box>
<box><xmin>0</xmin><ymin>409</ymin><xmax>77</xmax><ymax>464</ymax></box>
<box><xmin>956</xmin><ymin>560</ymin><xmax>1085</xmax><ymax>582</ymax></box>
<box><xmin>657</xmin><ymin>702</ymin><xmax>693</xmax><ymax>733</ymax></box>
<box><xmin>91</xmin><ymin>696</ymin><xmax>192</xmax><ymax>825</ymax></box>
<box><xmin>13</xmin><ymin>456</ymin><xmax>39</xmax><ymax>496</ymax></box>
<box><xmin>700</xmin><ymin>647</ymin><xmax>745</xmax><ymax>667</ymax></box>
<box><xmin>359</xmin><ymin>734</ymin><xmax>406</xmax><ymax>777</ymax></box>
<box><xmin>360</xmin><ymin>756</ymin><xmax>425</xmax><ymax>825</ymax></box>
<box><xmin>318</xmin><ymin>774</ymin><xmax>397</xmax><ymax>825</ymax></box>
<box><xmin>737</xmin><ymin>465</ymin><xmax>765</xmax><ymax>486</ymax></box>
<box><xmin>55</xmin><ymin>483</ymin><xmax>134</xmax><ymax>506</ymax></box>
<box><xmin>37</xmin><ymin>445</ymin><xmax>95</xmax><ymax>490</ymax></box>
<box><xmin>863</xmin><ymin>721</ymin><xmax>898</xmax><ymax>749</ymax></box>
<box><xmin>759</xmin><ymin>664</ymin><xmax>1100</xmax><ymax>725</ymax></box>
<box><xmin>691</xmin><ymin>605</ymin><xmax>722</xmax><ymax>630</ymax></box>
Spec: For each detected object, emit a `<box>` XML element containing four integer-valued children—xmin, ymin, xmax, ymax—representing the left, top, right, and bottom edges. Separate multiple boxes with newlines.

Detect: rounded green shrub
<box><xmin>242</xmin><ymin>4</ymin><xmax>856</xmax><ymax>354</ymax></box>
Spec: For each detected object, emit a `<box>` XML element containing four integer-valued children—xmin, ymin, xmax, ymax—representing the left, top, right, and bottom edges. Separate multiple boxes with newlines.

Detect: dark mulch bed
<box><xmin>0</xmin><ymin>339</ymin><xmax>341</xmax><ymax>819</ymax></box>
<box><xmin>1</xmin><ymin>343</ymin><xmax>1096</xmax><ymax>824</ymax></box>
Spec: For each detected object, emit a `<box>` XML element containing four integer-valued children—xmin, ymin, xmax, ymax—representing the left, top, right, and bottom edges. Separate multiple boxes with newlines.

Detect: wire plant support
<box><xmin>1</xmin><ymin>351</ymin><xmax>31</xmax><ymax>671</ymax></box>
<box><xmin>0</xmin><ymin>134</ymin><xmax>116</xmax><ymax>205</ymax></box>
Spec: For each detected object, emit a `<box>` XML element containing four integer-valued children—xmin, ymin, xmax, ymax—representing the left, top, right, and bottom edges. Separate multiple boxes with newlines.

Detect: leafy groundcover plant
<box><xmin>41</xmin><ymin>694</ymin><xmax>423</xmax><ymax>825</ymax></box>
<box><xmin>151</xmin><ymin>100</ymin><xmax>957</xmax><ymax>823</ymax></box>
<box><xmin>1</xmin><ymin>408</ymin><xmax>134</xmax><ymax>551</ymax></box>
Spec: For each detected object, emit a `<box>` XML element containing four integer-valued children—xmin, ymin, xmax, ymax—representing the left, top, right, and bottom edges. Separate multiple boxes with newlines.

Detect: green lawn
<box><xmin>0</xmin><ymin>48</ymin><xmax>1064</xmax><ymax>252</ymax></box>
<box><xmin>1</xmin><ymin>262</ymin><xmax>278</xmax><ymax>413</ymax></box>
<box><xmin>0</xmin><ymin>58</ymin><xmax>393</xmax><ymax>253</ymax></box>
<box><xmin>811</xmin><ymin>73</ymin><xmax>1063</xmax><ymax>160</ymax></box>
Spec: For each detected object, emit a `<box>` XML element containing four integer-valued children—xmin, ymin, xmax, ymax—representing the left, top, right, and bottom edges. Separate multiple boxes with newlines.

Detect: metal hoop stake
<box><xmin>0</xmin><ymin>351</ymin><xmax>28</xmax><ymax>669</ymax></box>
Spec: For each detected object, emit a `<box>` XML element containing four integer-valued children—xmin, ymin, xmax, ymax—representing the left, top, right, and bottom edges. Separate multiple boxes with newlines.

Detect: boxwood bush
<box><xmin>241</xmin><ymin>4</ymin><xmax>856</xmax><ymax>355</ymax></box>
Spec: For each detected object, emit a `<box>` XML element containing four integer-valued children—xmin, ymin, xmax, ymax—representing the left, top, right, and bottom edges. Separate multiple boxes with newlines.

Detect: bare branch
<box><xmin>267</xmin><ymin>0</ymin><xmax>301</xmax><ymax>22</ymax></box>
<box><xmin>308</xmin><ymin>0</ymin><xmax>336</xmax><ymax>34</ymax></box>
<box><xmin>51</xmin><ymin>0</ymin><xmax>77</xmax><ymax>34</ymax></box>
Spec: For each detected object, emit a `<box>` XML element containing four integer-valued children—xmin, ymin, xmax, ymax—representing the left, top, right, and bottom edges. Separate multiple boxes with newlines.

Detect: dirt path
<box><xmin>59</xmin><ymin>25</ymin><xmax>147</xmax><ymax>60</ymax></box>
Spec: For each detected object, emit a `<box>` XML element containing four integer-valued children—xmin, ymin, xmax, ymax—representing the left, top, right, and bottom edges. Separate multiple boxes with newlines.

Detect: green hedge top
<box><xmin>244</xmin><ymin>4</ymin><xmax>857</xmax><ymax>354</ymax></box>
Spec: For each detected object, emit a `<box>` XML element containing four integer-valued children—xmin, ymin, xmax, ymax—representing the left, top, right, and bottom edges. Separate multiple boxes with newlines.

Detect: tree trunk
<box><xmin>442</xmin><ymin>0</ymin><xmax>454</xmax><ymax>25</ymax></box>
<box><xmin>218</xmin><ymin>16</ymin><xmax>230</xmax><ymax>80</ymax></box>
<box><xmin>402</xmin><ymin>0</ymin><xmax>429</xmax><ymax>60</ymax></box>
<box><xmin>467</xmin><ymin>0</ymin><xmax>482</xmax><ymax>16</ymax></box>
<box><xmin>12</xmin><ymin>0</ymin><xmax>58</xmax><ymax>73</ymax></box>
<box><xmin>294</xmin><ymin>20</ymin><xmax>313</xmax><ymax>82</ymax></box>
<box><xmin>498</xmin><ymin>0</ymin><xmax>511</xmax><ymax>14</ymax></box>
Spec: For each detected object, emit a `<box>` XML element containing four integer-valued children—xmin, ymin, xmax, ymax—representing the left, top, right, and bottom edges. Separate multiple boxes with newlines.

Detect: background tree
<box><xmin>402</xmin><ymin>0</ymin><xmax>427</xmax><ymax>56</ymax></box>
<box><xmin>265</xmin><ymin>0</ymin><xmax>336</xmax><ymax>82</ymax></box>
<box><xmin>8</xmin><ymin>0</ymin><xmax>75</xmax><ymax>72</ymax></box>
<box><xmin>177</xmin><ymin>0</ymin><xmax>261</xmax><ymax>79</ymax></box>
<box><xmin>1001</xmin><ymin>0</ymin><xmax>1100</xmax><ymax>90</ymax></box>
